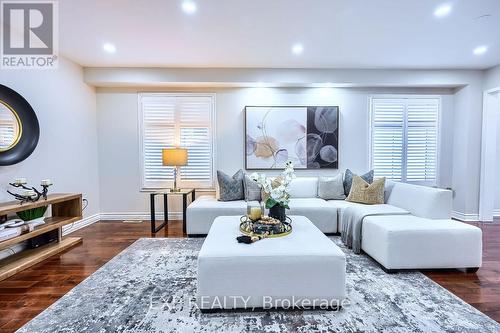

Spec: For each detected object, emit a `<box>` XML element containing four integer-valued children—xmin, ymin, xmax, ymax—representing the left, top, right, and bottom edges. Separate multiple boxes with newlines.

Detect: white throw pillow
<box><xmin>318</xmin><ymin>174</ymin><xmax>346</xmax><ymax>200</ymax></box>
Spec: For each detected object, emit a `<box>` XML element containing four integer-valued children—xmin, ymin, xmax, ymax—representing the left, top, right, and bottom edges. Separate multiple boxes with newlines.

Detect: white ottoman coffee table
<box><xmin>197</xmin><ymin>215</ymin><xmax>346</xmax><ymax>311</ymax></box>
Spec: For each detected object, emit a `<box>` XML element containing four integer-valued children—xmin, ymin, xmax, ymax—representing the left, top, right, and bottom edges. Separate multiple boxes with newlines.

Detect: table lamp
<box><xmin>162</xmin><ymin>148</ymin><xmax>188</xmax><ymax>192</ymax></box>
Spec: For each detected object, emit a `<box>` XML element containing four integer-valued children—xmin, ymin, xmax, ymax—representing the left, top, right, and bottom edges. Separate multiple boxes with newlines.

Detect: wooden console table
<box><xmin>0</xmin><ymin>193</ymin><xmax>83</xmax><ymax>281</ymax></box>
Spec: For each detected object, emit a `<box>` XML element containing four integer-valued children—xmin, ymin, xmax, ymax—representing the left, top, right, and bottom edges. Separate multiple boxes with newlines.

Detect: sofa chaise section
<box><xmin>362</xmin><ymin>216</ymin><xmax>482</xmax><ymax>271</ymax></box>
<box><xmin>359</xmin><ymin>181</ymin><xmax>482</xmax><ymax>271</ymax></box>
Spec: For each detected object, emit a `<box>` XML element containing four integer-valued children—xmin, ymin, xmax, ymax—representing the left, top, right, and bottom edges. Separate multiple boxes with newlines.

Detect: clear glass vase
<box><xmin>246</xmin><ymin>201</ymin><xmax>262</xmax><ymax>221</ymax></box>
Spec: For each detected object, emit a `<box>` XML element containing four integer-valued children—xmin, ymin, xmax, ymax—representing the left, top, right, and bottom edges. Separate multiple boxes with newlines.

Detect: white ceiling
<box><xmin>58</xmin><ymin>0</ymin><xmax>500</xmax><ymax>69</ymax></box>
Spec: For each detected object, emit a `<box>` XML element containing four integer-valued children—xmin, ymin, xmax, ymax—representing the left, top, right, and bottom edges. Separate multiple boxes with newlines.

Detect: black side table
<box><xmin>150</xmin><ymin>189</ymin><xmax>195</xmax><ymax>234</ymax></box>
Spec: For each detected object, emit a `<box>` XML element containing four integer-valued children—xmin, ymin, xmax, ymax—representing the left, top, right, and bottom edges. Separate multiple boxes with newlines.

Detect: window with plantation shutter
<box><xmin>370</xmin><ymin>97</ymin><xmax>439</xmax><ymax>185</ymax></box>
<box><xmin>139</xmin><ymin>93</ymin><xmax>215</xmax><ymax>189</ymax></box>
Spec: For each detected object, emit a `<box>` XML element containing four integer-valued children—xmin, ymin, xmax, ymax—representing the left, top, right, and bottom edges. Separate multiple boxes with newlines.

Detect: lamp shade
<box><xmin>162</xmin><ymin>148</ymin><xmax>188</xmax><ymax>166</ymax></box>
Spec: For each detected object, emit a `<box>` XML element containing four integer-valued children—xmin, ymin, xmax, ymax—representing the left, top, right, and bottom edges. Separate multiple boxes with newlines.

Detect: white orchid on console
<box><xmin>251</xmin><ymin>161</ymin><xmax>296</xmax><ymax>209</ymax></box>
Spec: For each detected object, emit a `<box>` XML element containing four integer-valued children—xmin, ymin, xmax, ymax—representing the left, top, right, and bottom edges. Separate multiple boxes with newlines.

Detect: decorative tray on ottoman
<box><xmin>239</xmin><ymin>215</ymin><xmax>292</xmax><ymax>238</ymax></box>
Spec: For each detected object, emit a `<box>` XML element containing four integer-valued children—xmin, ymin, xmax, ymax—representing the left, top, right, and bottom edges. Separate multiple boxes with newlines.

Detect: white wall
<box><xmin>451</xmin><ymin>78</ymin><xmax>485</xmax><ymax>219</ymax></box>
<box><xmin>484</xmin><ymin>65</ymin><xmax>500</xmax><ymax>214</ymax></box>
<box><xmin>0</xmin><ymin>62</ymin><xmax>493</xmax><ymax>223</ymax></box>
<box><xmin>0</xmin><ymin>63</ymin><xmax>481</xmax><ymax>220</ymax></box>
<box><xmin>484</xmin><ymin>65</ymin><xmax>500</xmax><ymax>92</ymax></box>
<box><xmin>496</xmin><ymin>111</ymin><xmax>500</xmax><ymax>213</ymax></box>
<box><xmin>0</xmin><ymin>58</ymin><xmax>100</xmax><ymax>217</ymax></box>
<box><xmin>88</xmin><ymin>67</ymin><xmax>486</xmax><ymax>219</ymax></box>
<box><xmin>96</xmin><ymin>87</ymin><xmax>454</xmax><ymax>216</ymax></box>
<box><xmin>0</xmin><ymin>63</ymin><xmax>484</xmax><ymax>220</ymax></box>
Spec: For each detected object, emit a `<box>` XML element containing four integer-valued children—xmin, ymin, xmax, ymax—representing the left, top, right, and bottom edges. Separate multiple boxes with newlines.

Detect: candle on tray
<box><xmin>249</xmin><ymin>206</ymin><xmax>262</xmax><ymax>221</ymax></box>
<box><xmin>41</xmin><ymin>179</ymin><xmax>52</xmax><ymax>186</ymax></box>
<box><xmin>14</xmin><ymin>178</ymin><xmax>27</xmax><ymax>185</ymax></box>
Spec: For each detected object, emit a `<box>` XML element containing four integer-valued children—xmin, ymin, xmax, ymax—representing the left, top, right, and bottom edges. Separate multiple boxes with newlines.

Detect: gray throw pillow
<box><xmin>318</xmin><ymin>174</ymin><xmax>346</xmax><ymax>200</ymax></box>
<box><xmin>243</xmin><ymin>175</ymin><xmax>261</xmax><ymax>201</ymax></box>
<box><xmin>343</xmin><ymin>169</ymin><xmax>374</xmax><ymax>196</ymax></box>
<box><xmin>217</xmin><ymin>170</ymin><xmax>244</xmax><ymax>201</ymax></box>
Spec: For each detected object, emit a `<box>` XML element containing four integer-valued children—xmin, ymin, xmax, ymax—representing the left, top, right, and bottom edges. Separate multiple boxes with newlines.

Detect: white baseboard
<box><xmin>62</xmin><ymin>213</ymin><xmax>101</xmax><ymax>236</ymax></box>
<box><xmin>452</xmin><ymin>210</ymin><xmax>500</xmax><ymax>221</ymax></box>
<box><xmin>99</xmin><ymin>212</ymin><xmax>183</xmax><ymax>221</ymax></box>
<box><xmin>58</xmin><ymin>211</ymin><xmax>183</xmax><ymax>235</ymax></box>
<box><xmin>451</xmin><ymin>211</ymin><xmax>479</xmax><ymax>222</ymax></box>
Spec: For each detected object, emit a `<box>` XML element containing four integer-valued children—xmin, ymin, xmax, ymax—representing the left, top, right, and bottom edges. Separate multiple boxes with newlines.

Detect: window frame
<box><xmin>368</xmin><ymin>95</ymin><xmax>441</xmax><ymax>186</ymax></box>
<box><xmin>138</xmin><ymin>92</ymin><xmax>217</xmax><ymax>192</ymax></box>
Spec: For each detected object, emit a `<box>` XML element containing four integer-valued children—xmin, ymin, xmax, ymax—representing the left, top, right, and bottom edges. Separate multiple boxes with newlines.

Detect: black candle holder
<box><xmin>7</xmin><ymin>182</ymin><xmax>52</xmax><ymax>204</ymax></box>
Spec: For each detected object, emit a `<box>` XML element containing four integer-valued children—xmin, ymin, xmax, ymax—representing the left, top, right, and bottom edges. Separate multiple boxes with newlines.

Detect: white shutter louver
<box><xmin>179</xmin><ymin>96</ymin><xmax>213</xmax><ymax>186</ymax></box>
<box><xmin>142</xmin><ymin>97</ymin><xmax>176</xmax><ymax>186</ymax></box>
<box><xmin>406</xmin><ymin>100</ymin><xmax>438</xmax><ymax>183</ymax></box>
<box><xmin>371</xmin><ymin>99</ymin><xmax>405</xmax><ymax>181</ymax></box>
<box><xmin>140</xmin><ymin>94</ymin><xmax>215</xmax><ymax>189</ymax></box>
<box><xmin>180</xmin><ymin>128</ymin><xmax>211</xmax><ymax>181</ymax></box>
<box><xmin>371</xmin><ymin>97</ymin><xmax>439</xmax><ymax>185</ymax></box>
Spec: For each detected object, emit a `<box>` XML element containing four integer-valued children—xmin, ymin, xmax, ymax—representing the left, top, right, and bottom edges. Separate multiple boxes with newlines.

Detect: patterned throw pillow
<box><xmin>346</xmin><ymin>175</ymin><xmax>386</xmax><ymax>205</ymax></box>
<box><xmin>318</xmin><ymin>174</ymin><xmax>346</xmax><ymax>200</ymax></box>
<box><xmin>243</xmin><ymin>175</ymin><xmax>261</xmax><ymax>201</ymax></box>
<box><xmin>217</xmin><ymin>170</ymin><xmax>244</xmax><ymax>201</ymax></box>
<box><xmin>343</xmin><ymin>169</ymin><xmax>374</xmax><ymax>196</ymax></box>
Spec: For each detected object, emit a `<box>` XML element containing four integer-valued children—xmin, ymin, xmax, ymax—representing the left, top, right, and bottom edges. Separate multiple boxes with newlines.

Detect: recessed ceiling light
<box><xmin>434</xmin><ymin>3</ymin><xmax>452</xmax><ymax>18</ymax></box>
<box><xmin>473</xmin><ymin>45</ymin><xmax>488</xmax><ymax>55</ymax></box>
<box><xmin>182</xmin><ymin>0</ymin><xmax>197</xmax><ymax>14</ymax></box>
<box><xmin>103</xmin><ymin>43</ymin><xmax>116</xmax><ymax>53</ymax></box>
<box><xmin>292</xmin><ymin>43</ymin><xmax>304</xmax><ymax>55</ymax></box>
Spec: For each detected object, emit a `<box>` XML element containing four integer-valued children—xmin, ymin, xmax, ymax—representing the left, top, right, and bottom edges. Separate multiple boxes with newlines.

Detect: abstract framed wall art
<box><xmin>245</xmin><ymin>106</ymin><xmax>339</xmax><ymax>169</ymax></box>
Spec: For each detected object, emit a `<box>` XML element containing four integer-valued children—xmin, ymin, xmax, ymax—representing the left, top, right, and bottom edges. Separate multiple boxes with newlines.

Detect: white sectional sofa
<box><xmin>187</xmin><ymin>177</ymin><xmax>482</xmax><ymax>271</ymax></box>
<box><xmin>188</xmin><ymin>177</ymin><xmax>352</xmax><ymax>235</ymax></box>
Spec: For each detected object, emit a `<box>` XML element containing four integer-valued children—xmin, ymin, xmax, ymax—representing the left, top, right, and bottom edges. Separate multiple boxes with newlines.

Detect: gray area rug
<box><xmin>17</xmin><ymin>237</ymin><xmax>499</xmax><ymax>333</ymax></box>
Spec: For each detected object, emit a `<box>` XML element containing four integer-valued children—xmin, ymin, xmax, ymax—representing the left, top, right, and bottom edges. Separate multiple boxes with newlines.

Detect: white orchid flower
<box><xmin>248</xmin><ymin>160</ymin><xmax>295</xmax><ymax>208</ymax></box>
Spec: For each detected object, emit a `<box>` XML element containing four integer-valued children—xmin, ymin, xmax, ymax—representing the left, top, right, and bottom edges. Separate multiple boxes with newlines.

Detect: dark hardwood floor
<box><xmin>424</xmin><ymin>221</ymin><xmax>500</xmax><ymax>321</ymax></box>
<box><xmin>0</xmin><ymin>219</ymin><xmax>499</xmax><ymax>332</ymax></box>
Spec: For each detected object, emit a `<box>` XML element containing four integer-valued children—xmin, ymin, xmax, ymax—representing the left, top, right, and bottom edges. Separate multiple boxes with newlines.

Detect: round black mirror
<box><xmin>0</xmin><ymin>84</ymin><xmax>40</xmax><ymax>166</ymax></box>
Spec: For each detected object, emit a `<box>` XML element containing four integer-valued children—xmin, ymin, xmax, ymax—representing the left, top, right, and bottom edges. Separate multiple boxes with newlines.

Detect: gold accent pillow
<box><xmin>346</xmin><ymin>175</ymin><xmax>386</xmax><ymax>204</ymax></box>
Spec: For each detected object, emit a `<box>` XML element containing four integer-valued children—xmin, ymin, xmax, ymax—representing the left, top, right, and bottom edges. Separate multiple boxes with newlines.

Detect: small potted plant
<box><xmin>251</xmin><ymin>161</ymin><xmax>296</xmax><ymax>222</ymax></box>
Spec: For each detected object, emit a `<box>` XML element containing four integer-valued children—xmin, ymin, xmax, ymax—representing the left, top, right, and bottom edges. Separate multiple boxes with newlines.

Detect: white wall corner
<box><xmin>451</xmin><ymin>211</ymin><xmax>480</xmax><ymax>222</ymax></box>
